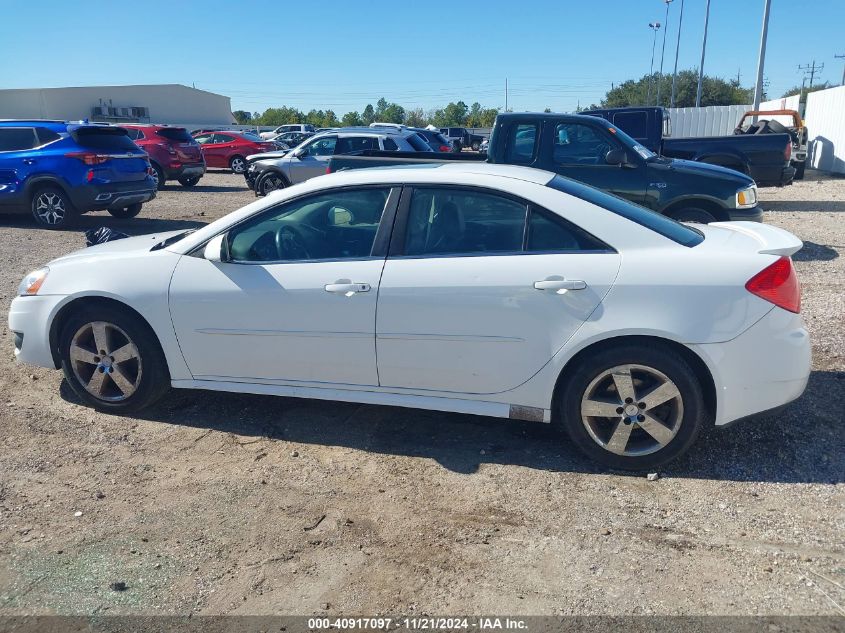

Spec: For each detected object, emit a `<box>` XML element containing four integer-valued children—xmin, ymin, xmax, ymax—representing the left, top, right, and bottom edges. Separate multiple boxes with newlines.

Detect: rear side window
<box><xmin>406</xmin><ymin>134</ymin><xmax>430</xmax><ymax>152</ymax></box>
<box><xmin>0</xmin><ymin>127</ymin><xmax>39</xmax><ymax>151</ymax></box>
<box><xmin>547</xmin><ymin>175</ymin><xmax>704</xmax><ymax>247</ymax></box>
<box><xmin>611</xmin><ymin>112</ymin><xmax>648</xmax><ymax>141</ymax></box>
<box><xmin>382</xmin><ymin>137</ymin><xmax>399</xmax><ymax>151</ymax></box>
<box><xmin>527</xmin><ymin>207</ymin><xmax>609</xmax><ymax>252</ymax></box>
<box><xmin>336</xmin><ymin>136</ymin><xmax>379</xmax><ymax>153</ymax></box>
<box><xmin>155</xmin><ymin>128</ymin><xmax>192</xmax><ymax>142</ymax></box>
<box><xmin>35</xmin><ymin>127</ymin><xmax>62</xmax><ymax>145</ymax></box>
<box><xmin>504</xmin><ymin>123</ymin><xmax>537</xmax><ymax>164</ymax></box>
<box><xmin>70</xmin><ymin>127</ymin><xmax>137</xmax><ymax>150</ymax></box>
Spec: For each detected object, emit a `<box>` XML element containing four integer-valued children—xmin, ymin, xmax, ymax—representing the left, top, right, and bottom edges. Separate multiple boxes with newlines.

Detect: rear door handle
<box><xmin>324</xmin><ymin>281</ymin><xmax>371</xmax><ymax>295</ymax></box>
<box><xmin>534</xmin><ymin>278</ymin><xmax>587</xmax><ymax>292</ymax></box>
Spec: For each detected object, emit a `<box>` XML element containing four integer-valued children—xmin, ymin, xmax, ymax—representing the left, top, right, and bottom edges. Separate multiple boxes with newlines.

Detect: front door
<box><xmin>169</xmin><ymin>186</ymin><xmax>397</xmax><ymax>385</ymax></box>
<box><xmin>288</xmin><ymin>135</ymin><xmax>337</xmax><ymax>184</ymax></box>
<box><xmin>375</xmin><ymin>186</ymin><xmax>620</xmax><ymax>394</ymax></box>
<box><xmin>543</xmin><ymin>121</ymin><xmax>647</xmax><ymax>204</ymax></box>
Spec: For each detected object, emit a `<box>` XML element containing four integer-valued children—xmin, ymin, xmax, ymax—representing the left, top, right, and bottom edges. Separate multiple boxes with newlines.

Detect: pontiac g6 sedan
<box><xmin>8</xmin><ymin>164</ymin><xmax>810</xmax><ymax>469</ymax></box>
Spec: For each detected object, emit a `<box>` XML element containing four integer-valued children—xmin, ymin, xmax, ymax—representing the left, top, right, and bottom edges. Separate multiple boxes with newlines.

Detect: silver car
<box><xmin>249</xmin><ymin>128</ymin><xmax>432</xmax><ymax>196</ymax></box>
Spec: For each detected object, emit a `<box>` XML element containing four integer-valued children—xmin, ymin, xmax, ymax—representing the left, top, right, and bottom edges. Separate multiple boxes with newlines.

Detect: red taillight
<box><xmin>439</xmin><ymin>145</ymin><xmax>450</xmax><ymax>152</ymax></box>
<box><xmin>785</xmin><ymin>141</ymin><xmax>792</xmax><ymax>161</ymax></box>
<box><xmin>326</xmin><ymin>165</ymin><xmax>332</xmax><ymax>174</ymax></box>
<box><xmin>745</xmin><ymin>256</ymin><xmax>800</xmax><ymax>313</ymax></box>
<box><xmin>65</xmin><ymin>152</ymin><xmax>109</xmax><ymax>165</ymax></box>
<box><xmin>86</xmin><ymin>169</ymin><xmax>94</xmax><ymax>182</ymax></box>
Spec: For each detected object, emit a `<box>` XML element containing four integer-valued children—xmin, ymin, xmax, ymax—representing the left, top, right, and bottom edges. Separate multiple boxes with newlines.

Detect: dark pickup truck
<box><xmin>440</xmin><ymin>127</ymin><xmax>486</xmax><ymax>152</ymax></box>
<box><xmin>583</xmin><ymin>106</ymin><xmax>795</xmax><ymax>187</ymax></box>
<box><xmin>329</xmin><ymin>112</ymin><xmax>763</xmax><ymax>223</ymax></box>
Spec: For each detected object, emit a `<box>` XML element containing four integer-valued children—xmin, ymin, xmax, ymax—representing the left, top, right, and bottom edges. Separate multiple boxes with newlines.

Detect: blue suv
<box><xmin>0</xmin><ymin>121</ymin><xmax>157</xmax><ymax>228</ymax></box>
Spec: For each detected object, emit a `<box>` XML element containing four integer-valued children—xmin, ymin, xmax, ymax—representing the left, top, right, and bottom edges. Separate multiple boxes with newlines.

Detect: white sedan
<box><xmin>8</xmin><ymin>164</ymin><xmax>811</xmax><ymax>470</ymax></box>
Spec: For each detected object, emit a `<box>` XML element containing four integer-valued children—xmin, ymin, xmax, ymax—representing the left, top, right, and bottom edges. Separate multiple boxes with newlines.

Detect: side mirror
<box><xmin>605</xmin><ymin>148</ymin><xmax>628</xmax><ymax>166</ymax></box>
<box><xmin>203</xmin><ymin>233</ymin><xmax>229</xmax><ymax>263</ymax></box>
<box><xmin>293</xmin><ymin>148</ymin><xmax>306</xmax><ymax>159</ymax></box>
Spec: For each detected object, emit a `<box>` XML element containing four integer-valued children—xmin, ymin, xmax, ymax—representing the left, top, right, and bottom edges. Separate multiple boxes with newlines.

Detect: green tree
<box><xmin>432</xmin><ymin>101</ymin><xmax>469</xmax><ymax>127</ymax></box>
<box><xmin>233</xmin><ymin>110</ymin><xmax>252</xmax><ymax>124</ymax></box>
<box><xmin>782</xmin><ymin>82</ymin><xmax>830</xmax><ymax>104</ymax></box>
<box><xmin>362</xmin><ymin>104</ymin><xmax>375</xmax><ymax>125</ymax></box>
<box><xmin>341</xmin><ymin>111</ymin><xmax>363</xmax><ymax>126</ymax></box>
<box><xmin>405</xmin><ymin>108</ymin><xmax>428</xmax><ymax>128</ymax></box>
<box><xmin>257</xmin><ymin>106</ymin><xmax>304</xmax><ymax>126</ymax></box>
<box><xmin>373</xmin><ymin>97</ymin><xmax>405</xmax><ymax>124</ymax></box>
<box><xmin>596</xmin><ymin>69</ymin><xmax>753</xmax><ymax>108</ymax></box>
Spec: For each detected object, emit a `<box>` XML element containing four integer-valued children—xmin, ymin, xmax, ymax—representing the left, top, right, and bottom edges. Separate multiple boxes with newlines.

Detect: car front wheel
<box><xmin>557</xmin><ymin>343</ymin><xmax>706</xmax><ymax>471</ymax></box>
<box><xmin>59</xmin><ymin>304</ymin><xmax>170</xmax><ymax>412</ymax></box>
<box><xmin>31</xmin><ymin>186</ymin><xmax>75</xmax><ymax>228</ymax></box>
<box><xmin>257</xmin><ymin>171</ymin><xmax>286</xmax><ymax>196</ymax></box>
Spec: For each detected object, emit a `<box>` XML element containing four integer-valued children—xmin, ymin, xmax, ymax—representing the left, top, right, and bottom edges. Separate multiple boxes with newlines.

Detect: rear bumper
<box><xmin>727</xmin><ymin>204</ymin><xmax>764</xmax><ymax>222</ymax></box>
<box><xmin>69</xmin><ymin>178</ymin><xmax>157</xmax><ymax>212</ymax></box>
<box><xmin>164</xmin><ymin>163</ymin><xmax>206</xmax><ymax>180</ymax></box>
<box><xmin>690</xmin><ymin>307</ymin><xmax>811</xmax><ymax>426</ymax></box>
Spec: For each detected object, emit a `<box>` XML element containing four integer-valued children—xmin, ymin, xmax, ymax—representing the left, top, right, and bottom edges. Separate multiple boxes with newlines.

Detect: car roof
<box><xmin>324</xmin><ymin>162</ymin><xmax>556</xmax><ymax>185</ymax></box>
<box><xmin>0</xmin><ymin>120</ymin><xmax>67</xmax><ymax>130</ymax></box>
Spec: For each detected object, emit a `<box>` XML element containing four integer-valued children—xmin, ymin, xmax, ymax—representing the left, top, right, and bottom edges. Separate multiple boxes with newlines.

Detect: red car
<box><xmin>123</xmin><ymin>125</ymin><xmax>206</xmax><ymax>190</ymax></box>
<box><xmin>191</xmin><ymin>131</ymin><xmax>276</xmax><ymax>174</ymax></box>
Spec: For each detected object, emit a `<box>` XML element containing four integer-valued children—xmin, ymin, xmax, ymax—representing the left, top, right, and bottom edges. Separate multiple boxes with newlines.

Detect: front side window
<box><xmin>302</xmin><ymin>136</ymin><xmax>337</xmax><ymax>157</ymax></box>
<box><xmin>0</xmin><ymin>128</ymin><xmax>38</xmax><ymax>152</ymax></box>
<box><xmin>336</xmin><ymin>136</ymin><xmax>379</xmax><ymax>153</ymax></box>
<box><xmin>194</xmin><ymin>133</ymin><xmax>214</xmax><ymax>144</ymax></box>
<box><xmin>404</xmin><ymin>188</ymin><xmax>527</xmax><ymax>256</ymax></box>
<box><xmin>227</xmin><ymin>188</ymin><xmax>392</xmax><ymax>263</ymax></box>
<box><xmin>504</xmin><ymin>123</ymin><xmax>537</xmax><ymax>164</ymax></box>
<box><xmin>553</xmin><ymin>123</ymin><xmax>617</xmax><ymax>166</ymax></box>
<box><xmin>213</xmin><ymin>134</ymin><xmax>236</xmax><ymax>144</ymax></box>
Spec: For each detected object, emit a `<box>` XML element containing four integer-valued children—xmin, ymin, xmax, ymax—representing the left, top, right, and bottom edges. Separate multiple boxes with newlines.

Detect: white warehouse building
<box><xmin>0</xmin><ymin>84</ymin><xmax>234</xmax><ymax>128</ymax></box>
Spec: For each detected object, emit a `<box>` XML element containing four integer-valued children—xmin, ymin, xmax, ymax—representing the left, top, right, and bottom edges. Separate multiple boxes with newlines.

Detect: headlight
<box><xmin>18</xmin><ymin>267</ymin><xmax>49</xmax><ymax>296</ymax></box>
<box><xmin>736</xmin><ymin>185</ymin><xmax>758</xmax><ymax>209</ymax></box>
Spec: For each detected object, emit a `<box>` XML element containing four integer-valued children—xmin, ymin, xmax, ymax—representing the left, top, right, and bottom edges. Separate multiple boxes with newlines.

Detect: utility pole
<box><xmin>670</xmin><ymin>0</ymin><xmax>685</xmax><ymax>107</ymax></box>
<box><xmin>798</xmin><ymin>60</ymin><xmax>824</xmax><ymax>89</ymax></box>
<box><xmin>647</xmin><ymin>22</ymin><xmax>661</xmax><ymax>105</ymax></box>
<box><xmin>752</xmin><ymin>0</ymin><xmax>771</xmax><ymax>110</ymax></box>
<box><xmin>695</xmin><ymin>0</ymin><xmax>711</xmax><ymax>107</ymax></box>
<box><xmin>656</xmin><ymin>0</ymin><xmax>673</xmax><ymax>106</ymax></box>
<box><xmin>836</xmin><ymin>54</ymin><xmax>845</xmax><ymax>86</ymax></box>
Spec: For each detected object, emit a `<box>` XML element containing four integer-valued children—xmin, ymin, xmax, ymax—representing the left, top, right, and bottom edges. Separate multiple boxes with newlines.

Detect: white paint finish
<box><xmin>667</xmin><ymin>104</ymin><xmax>751</xmax><ymax>138</ymax></box>
<box><xmin>8</xmin><ymin>162</ymin><xmax>811</xmax><ymax>431</ymax></box>
<box><xmin>168</xmin><ymin>255</ymin><xmax>384</xmax><ymax>385</ymax></box>
<box><xmin>376</xmin><ymin>253</ymin><xmax>620</xmax><ymax>393</ymax></box>
<box><xmin>805</xmin><ymin>85</ymin><xmax>845</xmax><ymax>174</ymax></box>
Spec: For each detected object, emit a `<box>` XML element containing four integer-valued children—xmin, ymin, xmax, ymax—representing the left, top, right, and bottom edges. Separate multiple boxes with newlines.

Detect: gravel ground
<box><xmin>0</xmin><ymin>169</ymin><xmax>842</xmax><ymax>617</ymax></box>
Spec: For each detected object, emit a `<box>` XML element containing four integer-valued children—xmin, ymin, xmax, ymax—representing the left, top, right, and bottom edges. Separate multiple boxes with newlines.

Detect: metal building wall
<box><xmin>805</xmin><ymin>85</ymin><xmax>845</xmax><ymax>175</ymax></box>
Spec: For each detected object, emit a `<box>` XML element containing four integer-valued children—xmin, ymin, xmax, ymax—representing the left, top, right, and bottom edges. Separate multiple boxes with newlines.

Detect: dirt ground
<box><xmin>0</xmin><ymin>169</ymin><xmax>842</xmax><ymax>617</ymax></box>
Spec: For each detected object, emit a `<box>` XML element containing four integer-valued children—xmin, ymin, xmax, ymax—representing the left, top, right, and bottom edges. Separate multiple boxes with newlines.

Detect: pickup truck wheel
<box><xmin>794</xmin><ymin>162</ymin><xmax>806</xmax><ymax>180</ymax></box>
<box><xmin>31</xmin><ymin>186</ymin><xmax>76</xmax><ymax>228</ymax></box>
<box><xmin>108</xmin><ymin>203</ymin><xmax>142</xmax><ymax>219</ymax></box>
<box><xmin>668</xmin><ymin>208</ymin><xmax>716</xmax><ymax>224</ymax></box>
<box><xmin>471</xmin><ymin>141</ymin><xmax>481</xmax><ymax>151</ymax></box>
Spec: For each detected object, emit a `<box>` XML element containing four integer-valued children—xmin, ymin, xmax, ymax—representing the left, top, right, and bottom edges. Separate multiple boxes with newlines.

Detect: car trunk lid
<box><xmin>701</xmin><ymin>221</ymin><xmax>803</xmax><ymax>256</ymax></box>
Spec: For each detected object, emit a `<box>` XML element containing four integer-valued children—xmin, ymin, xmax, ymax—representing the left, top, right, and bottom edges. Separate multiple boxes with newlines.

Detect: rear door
<box><xmin>210</xmin><ymin>133</ymin><xmax>238</xmax><ymax>166</ymax></box>
<box><xmin>375</xmin><ymin>186</ymin><xmax>620</xmax><ymax>394</ymax></box>
<box><xmin>0</xmin><ymin>127</ymin><xmax>41</xmax><ymax>206</ymax></box>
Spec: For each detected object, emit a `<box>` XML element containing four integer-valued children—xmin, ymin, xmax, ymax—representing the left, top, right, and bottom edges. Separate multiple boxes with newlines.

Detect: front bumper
<box><xmin>690</xmin><ymin>307</ymin><xmax>811</xmax><ymax>426</ymax></box>
<box><xmin>727</xmin><ymin>204</ymin><xmax>764</xmax><ymax>222</ymax></box>
<box><xmin>9</xmin><ymin>294</ymin><xmax>66</xmax><ymax>369</ymax></box>
<box><xmin>69</xmin><ymin>179</ymin><xmax>157</xmax><ymax>212</ymax></box>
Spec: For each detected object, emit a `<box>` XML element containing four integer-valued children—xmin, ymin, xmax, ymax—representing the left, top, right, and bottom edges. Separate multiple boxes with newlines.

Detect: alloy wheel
<box><xmin>34</xmin><ymin>192</ymin><xmax>66</xmax><ymax>225</ymax></box>
<box><xmin>580</xmin><ymin>364</ymin><xmax>683</xmax><ymax>457</ymax></box>
<box><xmin>231</xmin><ymin>157</ymin><xmax>246</xmax><ymax>173</ymax></box>
<box><xmin>69</xmin><ymin>321</ymin><xmax>143</xmax><ymax>402</ymax></box>
<box><xmin>261</xmin><ymin>174</ymin><xmax>284</xmax><ymax>195</ymax></box>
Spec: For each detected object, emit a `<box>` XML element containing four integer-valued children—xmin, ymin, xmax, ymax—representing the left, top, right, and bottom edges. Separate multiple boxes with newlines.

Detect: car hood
<box><xmin>247</xmin><ymin>149</ymin><xmax>291</xmax><ymax>162</ymax></box>
<box><xmin>49</xmin><ymin>230</ymin><xmax>189</xmax><ymax>264</ymax></box>
<box><xmin>661</xmin><ymin>157</ymin><xmax>754</xmax><ymax>185</ymax></box>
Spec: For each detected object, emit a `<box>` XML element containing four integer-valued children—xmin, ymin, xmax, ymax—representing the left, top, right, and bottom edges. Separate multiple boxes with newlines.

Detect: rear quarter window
<box><xmin>155</xmin><ymin>128</ymin><xmax>193</xmax><ymax>142</ymax></box>
<box><xmin>547</xmin><ymin>175</ymin><xmax>704</xmax><ymax>247</ymax></box>
<box><xmin>0</xmin><ymin>127</ymin><xmax>38</xmax><ymax>151</ymax></box>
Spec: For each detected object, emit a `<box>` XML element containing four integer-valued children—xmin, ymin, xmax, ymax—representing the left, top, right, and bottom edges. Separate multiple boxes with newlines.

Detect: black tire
<box><xmin>257</xmin><ymin>171</ymin><xmax>287</xmax><ymax>197</ymax></box>
<box><xmin>668</xmin><ymin>207</ymin><xmax>717</xmax><ymax>224</ymax></box>
<box><xmin>555</xmin><ymin>343</ymin><xmax>706</xmax><ymax>471</ymax></box>
<box><xmin>471</xmin><ymin>141</ymin><xmax>481</xmax><ymax>151</ymax></box>
<box><xmin>31</xmin><ymin>185</ymin><xmax>76</xmax><ymax>228</ymax></box>
<box><xmin>794</xmin><ymin>161</ymin><xmax>805</xmax><ymax>180</ymax></box>
<box><xmin>229</xmin><ymin>155</ymin><xmax>247</xmax><ymax>174</ymax></box>
<box><xmin>107</xmin><ymin>203</ymin><xmax>142</xmax><ymax>219</ymax></box>
<box><xmin>59</xmin><ymin>303</ymin><xmax>170</xmax><ymax>413</ymax></box>
<box><xmin>452</xmin><ymin>142</ymin><xmax>462</xmax><ymax>153</ymax></box>
<box><xmin>178</xmin><ymin>176</ymin><xmax>200</xmax><ymax>187</ymax></box>
<box><xmin>151</xmin><ymin>163</ymin><xmax>166</xmax><ymax>190</ymax></box>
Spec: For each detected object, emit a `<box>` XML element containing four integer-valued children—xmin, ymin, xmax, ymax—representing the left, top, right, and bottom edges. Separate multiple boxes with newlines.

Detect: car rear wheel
<box><xmin>178</xmin><ymin>176</ymin><xmax>200</xmax><ymax>187</ymax></box>
<box><xmin>108</xmin><ymin>203</ymin><xmax>142</xmax><ymax>219</ymax></box>
<box><xmin>668</xmin><ymin>207</ymin><xmax>717</xmax><ymax>224</ymax></box>
<box><xmin>31</xmin><ymin>186</ymin><xmax>75</xmax><ymax>228</ymax></box>
<box><xmin>229</xmin><ymin>155</ymin><xmax>246</xmax><ymax>174</ymax></box>
<box><xmin>556</xmin><ymin>343</ymin><xmax>706</xmax><ymax>471</ymax></box>
<box><xmin>150</xmin><ymin>163</ymin><xmax>166</xmax><ymax>190</ymax></box>
<box><xmin>257</xmin><ymin>171</ymin><xmax>286</xmax><ymax>196</ymax></box>
<box><xmin>59</xmin><ymin>304</ymin><xmax>170</xmax><ymax>412</ymax></box>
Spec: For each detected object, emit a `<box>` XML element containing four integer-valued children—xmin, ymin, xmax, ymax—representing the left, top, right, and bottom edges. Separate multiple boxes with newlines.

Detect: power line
<box><xmin>798</xmin><ymin>60</ymin><xmax>824</xmax><ymax>89</ymax></box>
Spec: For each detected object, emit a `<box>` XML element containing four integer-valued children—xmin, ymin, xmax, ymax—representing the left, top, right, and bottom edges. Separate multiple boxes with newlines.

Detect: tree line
<box><xmin>232</xmin><ymin>69</ymin><xmax>803</xmax><ymax>128</ymax></box>
<box><xmin>233</xmin><ymin>98</ymin><xmax>499</xmax><ymax>129</ymax></box>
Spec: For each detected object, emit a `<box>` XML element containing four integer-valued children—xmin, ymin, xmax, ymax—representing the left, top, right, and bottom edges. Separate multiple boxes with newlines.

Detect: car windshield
<box><xmin>547</xmin><ymin>175</ymin><xmax>703</xmax><ymax>247</ymax></box>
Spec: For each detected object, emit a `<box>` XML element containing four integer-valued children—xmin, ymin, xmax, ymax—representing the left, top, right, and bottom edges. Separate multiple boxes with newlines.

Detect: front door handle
<box><xmin>324</xmin><ymin>280</ymin><xmax>371</xmax><ymax>296</ymax></box>
<box><xmin>534</xmin><ymin>278</ymin><xmax>587</xmax><ymax>293</ymax></box>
